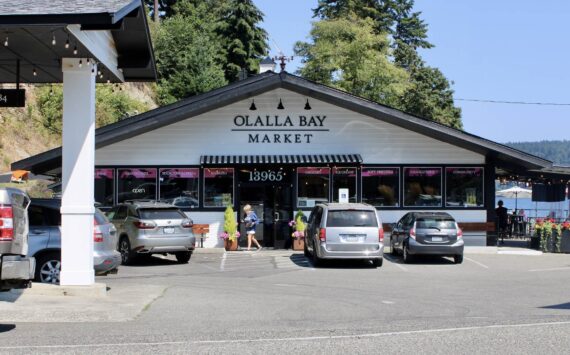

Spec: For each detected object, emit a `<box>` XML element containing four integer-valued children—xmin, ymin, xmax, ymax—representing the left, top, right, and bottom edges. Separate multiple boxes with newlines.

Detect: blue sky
<box><xmin>255</xmin><ymin>0</ymin><xmax>570</xmax><ymax>143</ymax></box>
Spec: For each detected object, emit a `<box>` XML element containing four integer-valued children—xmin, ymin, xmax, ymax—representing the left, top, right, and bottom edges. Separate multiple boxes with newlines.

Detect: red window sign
<box><xmin>95</xmin><ymin>169</ymin><xmax>114</xmax><ymax>180</ymax></box>
<box><xmin>362</xmin><ymin>168</ymin><xmax>398</xmax><ymax>177</ymax></box>
<box><xmin>298</xmin><ymin>167</ymin><xmax>330</xmax><ymax>175</ymax></box>
<box><xmin>119</xmin><ymin>168</ymin><xmax>156</xmax><ymax>179</ymax></box>
<box><xmin>446</xmin><ymin>167</ymin><xmax>482</xmax><ymax>176</ymax></box>
<box><xmin>332</xmin><ymin>167</ymin><xmax>356</xmax><ymax>176</ymax></box>
<box><xmin>204</xmin><ymin>168</ymin><xmax>233</xmax><ymax>178</ymax></box>
<box><xmin>160</xmin><ymin>168</ymin><xmax>199</xmax><ymax>179</ymax></box>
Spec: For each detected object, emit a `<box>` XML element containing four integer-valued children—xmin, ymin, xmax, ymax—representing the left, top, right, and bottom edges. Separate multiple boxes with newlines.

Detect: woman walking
<box><xmin>243</xmin><ymin>204</ymin><xmax>262</xmax><ymax>251</ymax></box>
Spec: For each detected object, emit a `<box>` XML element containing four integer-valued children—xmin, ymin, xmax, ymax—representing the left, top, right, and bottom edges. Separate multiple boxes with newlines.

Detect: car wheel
<box><xmin>175</xmin><ymin>251</ymin><xmax>192</xmax><ymax>264</ymax></box>
<box><xmin>372</xmin><ymin>258</ymin><xmax>383</xmax><ymax>268</ymax></box>
<box><xmin>390</xmin><ymin>238</ymin><xmax>398</xmax><ymax>256</ymax></box>
<box><xmin>35</xmin><ymin>252</ymin><xmax>61</xmax><ymax>284</ymax></box>
<box><xmin>303</xmin><ymin>239</ymin><xmax>310</xmax><ymax>257</ymax></box>
<box><xmin>311</xmin><ymin>245</ymin><xmax>321</xmax><ymax>267</ymax></box>
<box><xmin>454</xmin><ymin>254</ymin><xmax>463</xmax><ymax>264</ymax></box>
<box><xmin>402</xmin><ymin>244</ymin><xmax>413</xmax><ymax>264</ymax></box>
<box><xmin>119</xmin><ymin>237</ymin><xmax>133</xmax><ymax>265</ymax></box>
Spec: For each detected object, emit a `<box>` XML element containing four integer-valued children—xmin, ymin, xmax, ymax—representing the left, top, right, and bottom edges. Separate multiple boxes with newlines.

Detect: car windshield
<box><xmin>138</xmin><ymin>208</ymin><xmax>186</xmax><ymax>220</ymax></box>
<box><xmin>416</xmin><ymin>218</ymin><xmax>456</xmax><ymax>230</ymax></box>
<box><xmin>326</xmin><ymin>210</ymin><xmax>378</xmax><ymax>227</ymax></box>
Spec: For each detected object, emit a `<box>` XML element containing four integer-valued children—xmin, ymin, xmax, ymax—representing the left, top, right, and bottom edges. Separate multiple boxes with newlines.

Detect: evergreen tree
<box><xmin>144</xmin><ymin>0</ymin><xmax>178</xmax><ymax>19</ymax></box>
<box><xmin>153</xmin><ymin>3</ymin><xmax>227</xmax><ymax>104</ymax></box>
<box><xmin>216</xmin><ymin>0</ymin><xmax>269</xmax><ymax>82</ymax></box>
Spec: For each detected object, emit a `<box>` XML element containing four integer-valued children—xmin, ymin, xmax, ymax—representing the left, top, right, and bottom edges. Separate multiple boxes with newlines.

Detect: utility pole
<box><xmin>153</xmin><ymin>0</ymin><xmax>159</xmax><ymax>22</ymax></box>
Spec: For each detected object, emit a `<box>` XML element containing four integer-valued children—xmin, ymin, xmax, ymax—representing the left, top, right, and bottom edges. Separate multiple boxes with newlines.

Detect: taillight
<box><xmin>133</xmin><ymin>220</ymin><xmax>157</xmax><ymax>229</ymax></box>
<box><xmin>0</xmin><ymin>205</ymin><xmax>14</xmax><ymax>241</ymax></box>
<box><xmin>94</xmin><ymin>219</ymin><xmax>103</xmax><ymax>243</ymax></box>
<box><xmin>379</xmin><ymin>228</ymin><xmax>384</xmax><ymax>243</ymax></box>
<box><xmin>319</xmin><ymin>228</ymin><xmax>326</xmax><ymax>242</ymax></box>
<box><xmin>456</xmin><ymin>223</ymin><xmax>463</xmax><ymax>239</ymax></box>
<box><xmin>409</xmin><ymin>222</ymin><xmax>416</xmax><ymax>240</ymax></box>
<box><xmin>181</xmin><ymin>219</ymin><xmax>193</xmax><ymax>229</ymax></box>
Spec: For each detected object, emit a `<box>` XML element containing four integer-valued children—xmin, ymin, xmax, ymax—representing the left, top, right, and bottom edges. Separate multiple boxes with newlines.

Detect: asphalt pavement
<box><xmin>1</xmin><ymin>250</ymin><xmax>570</xmax><ymax>354</ymax></box>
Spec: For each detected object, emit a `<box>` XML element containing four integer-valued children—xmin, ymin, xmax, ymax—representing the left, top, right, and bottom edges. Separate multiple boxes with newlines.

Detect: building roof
<box><xmin>12</xmin><ymin>71</ymin><xmax>569</xmax><ymax>177</ymax></box>
<box><xmin>0</xmin><ymin>0</ymin><xmax>156</xmax><ymax>83</ymax></box>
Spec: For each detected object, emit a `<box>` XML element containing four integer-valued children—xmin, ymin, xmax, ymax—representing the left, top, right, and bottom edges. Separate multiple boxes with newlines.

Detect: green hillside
<box><xmin>506</xmin><ymin>140</ymin><xmax>570</xmax><ymax>165</ymax></box>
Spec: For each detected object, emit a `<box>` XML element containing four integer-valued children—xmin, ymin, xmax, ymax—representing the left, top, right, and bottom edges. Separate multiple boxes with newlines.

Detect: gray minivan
<box><xmin>0</xmin><ymin>188</ymin><xmax>35</xmax><ymax>291</ymax></box>
<box><xmin>305</xmin><ymin>203</ymin><xmax>384</xmax><ymax>267</ymax></box>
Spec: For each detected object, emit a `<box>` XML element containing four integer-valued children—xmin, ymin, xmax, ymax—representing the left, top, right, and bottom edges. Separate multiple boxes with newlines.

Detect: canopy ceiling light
<box><xmin>249</xmin><ymin>99</ymin><xmax>257</xmax><ymax>110</ymax></box>
<box><xmin>277</xmin><ymin>98</ymin><xmax>284</xmax><ymax>110</ymax></box>
<box><xmin>304</xmin><ymin>98</ymin><xmax>312</xmax><ymax>110</ymax></box>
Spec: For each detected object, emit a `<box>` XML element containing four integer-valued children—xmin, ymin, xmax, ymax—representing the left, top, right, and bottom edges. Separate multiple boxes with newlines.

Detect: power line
<box><xmin>456</xmin><ymin>98</ymin><xmax>570</xmax><ymax>106</ymax></box>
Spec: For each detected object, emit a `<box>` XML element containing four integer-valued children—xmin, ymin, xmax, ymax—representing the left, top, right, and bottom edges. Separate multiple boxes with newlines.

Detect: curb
<box><xmin>20</xmin><ymin>282</ymin><xmax>108</xmax><ymax>298</ymax></box>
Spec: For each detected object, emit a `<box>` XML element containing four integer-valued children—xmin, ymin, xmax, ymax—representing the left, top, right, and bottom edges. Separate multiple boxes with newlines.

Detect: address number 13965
<box><xmin>248</xmin><ymin>170</ymin><xmax>283</xmax><ymax>182</ymax></box>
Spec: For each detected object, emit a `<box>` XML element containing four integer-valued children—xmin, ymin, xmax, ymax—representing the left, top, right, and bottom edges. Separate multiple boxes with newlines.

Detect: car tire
<box><xmin>35</xmin><ymin>252</ymin><xmax>61</xmax><ymax>284</ymax></box>
<box><xmin>311</xmin><ymin>245</ymin><xmax>321</xmax><ymax>267</ymax></box>
<box><xmin>402</xmin><ymin>244</ymin><xmax>413</xmax><ymax>264</ymax></box>
<box><xmin>390</xmin><ymin>238</ymin><xmax>398</xmax><ymax>256</ymax></box>
<box><xmin>304</xmin><ymin>240</ymin><xmax>310</xmax><ymax>257</ymax></box>
<box><xmin>454</xmin><ymin>254</ymin><xmax>464</xmax><ymax>264</ymax></box>
<box><xmin>175</xmin><ymin>251</ymin><xmax>192</xmax><ymax>264</ymax></box>
<box><xmin>372</xmin><ymin>258</ymin><xmax>383</xmax><ymax>268</ymax></box>
<box><xmin>119</xmin><ymin>237</ymin><xmax>133</xmax><ymax>265</ymax></box>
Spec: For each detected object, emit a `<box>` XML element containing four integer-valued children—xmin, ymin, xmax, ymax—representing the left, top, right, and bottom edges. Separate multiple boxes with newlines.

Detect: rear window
<box><xmin>326</xmin><ymin>210</ymin><xmax>378</xmax><ymax>227</ymax></box>
<box><xmin>416</xmin><ymin>218</ymin><xmax>456</xmax><ymax>230</ymax></box>
<box><xmin>94</xmin><ymin>209</ymin><xmax>109</xmax><ymax>225</ymax></box>
<box><xmin>138</xmin><ymin>208</ymin><xmax>186</xmax><ymax>220</ymax></box>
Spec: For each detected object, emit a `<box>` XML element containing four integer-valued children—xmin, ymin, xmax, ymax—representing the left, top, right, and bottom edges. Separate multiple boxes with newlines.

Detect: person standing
<box><xmin>496</xmin><ymin>200</ymin><xmax>508</xmax><ymax>245</ymax></box>
<box><xmin>243</xmin><ymin>204</ymin><xmax>262</xmax><ymax>251</ymax></box>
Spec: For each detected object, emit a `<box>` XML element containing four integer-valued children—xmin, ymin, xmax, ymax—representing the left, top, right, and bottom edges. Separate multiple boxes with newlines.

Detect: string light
<box><xmin>3</xmin><ymin>37</ymin><xmax>8</xmax><ymax>47</ymax></box>
<box><xmin>73</xmin><ymin>45</ymin><xmax>78</xmax><ymax>55</ymax></box>
<box><xmin>97</xmin><ymin>70</ymin><xmax>101</xmax><ymax>76</ymax></box>
<box><xmin>51</xmin><ymin>35</ymin><xmax>56</xmax><ymax>46</ymax></box>
<box><xmin>86</xmin><ymin>58</ymin><xmax>90</xmax><ymax>64</ymax></box>
<box><xmin>65</xmin><ymin>38</ymin><xmax>70</xmax><ymax>49</ymax></box>
<box><xmin>33</xmin><ymin>68</ymin><xmax>37</xmax><ymax>76</ymax></box>
<box><xmin>78</xmin><ymin>59</ymin><xmax>83</xmax><ymax>68</ymax></box>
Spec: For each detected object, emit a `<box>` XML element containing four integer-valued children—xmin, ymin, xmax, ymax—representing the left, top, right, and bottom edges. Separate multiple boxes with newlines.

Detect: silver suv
<box><xmin>107</xmin><ymin>201</ymin><xmax>195</xmax><ymax>264</ymax></box>
<box><xmin>0</xmin><ymin>188</ymin><xmax>35</xmax><ymax>291</ymax></box>
<box><xmin>305</xmin><ymin>203</ymin><xmax>384</xmax><ymax>267</ymax></box>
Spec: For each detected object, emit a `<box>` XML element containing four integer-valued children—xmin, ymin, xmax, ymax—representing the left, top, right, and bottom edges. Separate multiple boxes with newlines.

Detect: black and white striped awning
<box><xmin>200</xmin><ymin>154</ymin><xmax>363</xmax><ymax>165</ymax></box>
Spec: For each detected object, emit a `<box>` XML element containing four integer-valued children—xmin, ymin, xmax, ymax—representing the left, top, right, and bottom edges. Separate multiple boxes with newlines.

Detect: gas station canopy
<box><xmin>0</xmin><ymin>0</ymin><xmax>156</xmax><ymax>84</ymax></box>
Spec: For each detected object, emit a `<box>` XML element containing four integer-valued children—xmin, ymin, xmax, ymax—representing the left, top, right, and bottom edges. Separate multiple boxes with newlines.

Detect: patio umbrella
<box><xmin>496</xmin><ymin>186</ymin><xmax>532</xmax><ymax>210</ymax></box>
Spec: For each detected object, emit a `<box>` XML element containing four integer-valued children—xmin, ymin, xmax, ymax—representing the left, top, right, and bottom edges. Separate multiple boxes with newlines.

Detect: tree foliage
<box><xmin>144</xmin><ymin>0</ymin><xmax>178</xmax><ymax>19</ymax></box>
<box><xmin>153</xmin><ymin>2</ymin><xmax>227</xmax><ymax>104</ymax></box>
<box><xmin>506</xmin><ymin>140</ymin><xmax>570</xmax><ymax>165</ymax></box>
<box><xmin>216</xmin><ymin>0</ymin><xmax>269</xmax><ymax>82</ymax></box>
<box><xmin>307</xmin><ymin>0</ymin><xmax>462</xmax><ymax>129</ymax></box>
<box><xmin>295</xmin><ymin>16</ymin><xmax>409</xmax><ymax>108</ymax></box>
<box><xmin>36</xmin><ymin>85</ymin><xmax>150</xmax><ymax>132</ymax></box>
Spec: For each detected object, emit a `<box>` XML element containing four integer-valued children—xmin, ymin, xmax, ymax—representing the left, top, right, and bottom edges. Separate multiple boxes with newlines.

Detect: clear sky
<box><xmin>255</xmin><ymin>0</ymin><xmax>570</xmax><ymax>143</ymax></box>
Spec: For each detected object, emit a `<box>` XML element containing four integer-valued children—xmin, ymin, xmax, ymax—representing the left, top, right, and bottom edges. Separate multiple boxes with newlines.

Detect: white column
<box><xmin>59</xmin><ymin>58</ymin><xmax>97</xmax><ymax>286</ymax></box>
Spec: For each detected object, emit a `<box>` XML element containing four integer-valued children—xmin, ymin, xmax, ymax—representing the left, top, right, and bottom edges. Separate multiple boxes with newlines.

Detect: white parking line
<box><xmin>383</xmin><ymin>255</ymin><xmax>408</xmax><ymax>271</ymax></box>
<box><xmin>528</xmin><ymin>266</ymin><xmax>570</xmax><ymax>272</ymax></box>
<box><xmin>220</xmin><ymin>252</ymin><xmax>227</xmax><ymax>271</ymax></box>
<box><xmin>465</xmin><ymin>257</ymin><xmax>489</xmax><ymax>269</ymax></box>
<box><xmin>3</xmin><ymin>321</ymin><xmax>570</xmax><ymax>350</ymax></box>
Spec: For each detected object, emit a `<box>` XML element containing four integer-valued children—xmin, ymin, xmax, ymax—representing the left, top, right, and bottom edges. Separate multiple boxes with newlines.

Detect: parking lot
<box><xmin>1</xmin><ymin>250</ymin><xmax>570</xmax><ymax>354</ymax></box>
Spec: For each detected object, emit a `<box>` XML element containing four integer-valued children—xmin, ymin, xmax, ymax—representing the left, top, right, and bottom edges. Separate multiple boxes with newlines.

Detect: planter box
<box><xmin>224</xmin><ymin>239</ymin><xmax>238</xmax><ymax>251</ymax></box>
<box><xmin>293</xmin><ymin>238</ymin><xmax>305</xmax><ymax>251</ymax></box>
<box><xmin>529</xmin><ymin>237</ymin><xmax>540</xmax><ymax>250</ymax></box>
<box><xmin>560</xmin><ymin>230</ymin><xmax>570</xmax><ymax>253</ymax></box>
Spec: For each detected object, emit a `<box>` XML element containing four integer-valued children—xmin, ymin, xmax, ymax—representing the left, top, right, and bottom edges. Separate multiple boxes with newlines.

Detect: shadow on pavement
<box><xmin>290</xmin><ymin>254</ymin><xmax>377</xmax><ymax>269</ymax></box>
<box><xmin>384</xmin><ymin>254</ymin><xmax>455</xmax><ymax>265</ymax></box>
<box><xmin>0</xmin><ymin>324</ymin><xmax>15</xmax><ymax>333</ymax></box>
<box><xmin>125</xmin><ymin>255</ymin><xmax>180</xmax><ymax>267</ymax></box>
<box><xmin>0</xmin><ymin>289</ymin><xmax>23</xmax><ymax>303</ymax></box>
<box><xmin>541</xmin><ymin>302</ymin><xmax>570</xmax><ymax>310</ymax></box>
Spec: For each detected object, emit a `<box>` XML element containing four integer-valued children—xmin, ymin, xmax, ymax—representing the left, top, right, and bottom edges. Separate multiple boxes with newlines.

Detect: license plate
<box><xmin>163</xmin><ymin>227</ymin><xmax>175</xmax><ymax>234</ymax></box>
<box><xmin>346</xmin><ymin>235</ymin><xmax>360</xmax><ymax>242</ymax></box>
<box><xmin>431</xmin><ymin>236</ymin><xmax>443</xmax><ymax>242</ymax></box>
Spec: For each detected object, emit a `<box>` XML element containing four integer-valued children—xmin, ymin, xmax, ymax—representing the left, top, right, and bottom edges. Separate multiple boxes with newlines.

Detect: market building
<box><xmin>13</xmin><ymin>71</ymin><xmax>570</xmax><ymax>248</ymax></box>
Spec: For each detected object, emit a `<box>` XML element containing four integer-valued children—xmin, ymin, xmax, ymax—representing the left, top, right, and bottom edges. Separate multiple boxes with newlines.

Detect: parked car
<box><xmin>28</xmin><ymin>199</ymin><xmax>121</xmax><ymax>284</ymax></box>
<box><xmin>304</xmin><ymin>203</ymin><xmax>384</xmax><ymax>267</ymax></box>
<box><xmin>390</xmin><ymin>212</ymin><xmax>464</xmax><ymax>264</ymax></box>
<box><xmin>106</xmin><ymin>201</ymin><xmax>195</xmax><ymax>264</ymax></box>
<box><xmin>0</xmin><ymin>188</ymin><xmax>35</xmax><ymax>291</ymax></box>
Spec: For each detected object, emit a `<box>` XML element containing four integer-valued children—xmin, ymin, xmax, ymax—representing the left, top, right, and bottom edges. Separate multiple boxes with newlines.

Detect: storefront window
<box><xmin>204</xmin><ymin>168</ymin><xmax>234</xmax><ymax>207</ymax></box>
<box><xmin>446</xmin><ymin>167</ymin><xmax>484</xmax><ymax>207</ymax></box>
<box><xmin>159</xmin><ymin>168</ymin><xmax>200</xmax><ymax>208</ymax></box>
<box><xmin>362</xmin><ymin>168</ymin><xmax>399</xmax><ymax>207</ymax></box>
<box><xmin>94</xmin><ymin>169</ymin><xmax>114</xmax><ymax>207</ymax></box>
<box><xmin>117</xmin><ymin>168</ymin><xmax>157</xmax><ymax>203</ymax></box>
<box><xmin>404</xmin><ymin>167</ymin><xmax>442</xmax><ymax>207</ymax></box>
<box><xmin>298</xmin><ymin>167</ymin><xmax>330</xmax><ymax>207</ymax></box>
<box><xmin>332</xmin><ymin>167</ymin><xmax>357</xmax><ymax>202</ymax></box>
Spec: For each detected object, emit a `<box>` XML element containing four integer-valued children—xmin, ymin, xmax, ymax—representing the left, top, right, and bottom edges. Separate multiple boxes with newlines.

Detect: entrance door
<box><xmin>239</xmin><ymin>184</ymin><xmax>292</xmax><ymax>249</ymax></box>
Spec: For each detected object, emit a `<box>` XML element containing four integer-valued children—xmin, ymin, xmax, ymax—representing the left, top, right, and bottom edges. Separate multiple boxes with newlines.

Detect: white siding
<box><xmin>183</xmin><ymin>211</ymin><xmax>228</xmax><ymax>248</ymax></box>
<box><xmin>96</xmin><ymin>88</ymin><xmax>484</xmax><ymax>165</ymax></box>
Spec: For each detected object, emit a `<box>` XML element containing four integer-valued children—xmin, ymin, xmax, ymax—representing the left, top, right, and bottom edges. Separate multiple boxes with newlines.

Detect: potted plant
<box><xmin>559</xmin><ymin>221</ymin><xmax>570</xmax><ymax>253</ymax></box>
<box><xmin>219</xmin><ymin>205</ymin><xmax>240</xmax><ymax>251</ymax></box>
<box><xmin>290</xmin><ymin>210</ymin><xmax>306</xmax><ymax>251</ymax></box>
<box><xmin>535</xmin><ymin>218</ymin><xmax>563</xmax><ymax>253</ymax></box>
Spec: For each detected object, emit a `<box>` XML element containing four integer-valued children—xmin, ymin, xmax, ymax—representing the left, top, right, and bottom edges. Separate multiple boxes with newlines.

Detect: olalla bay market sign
<box><xmin>232</xmin><ymin>114</ymin><xmax>328</xmax><ymax>144</ymax></box>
